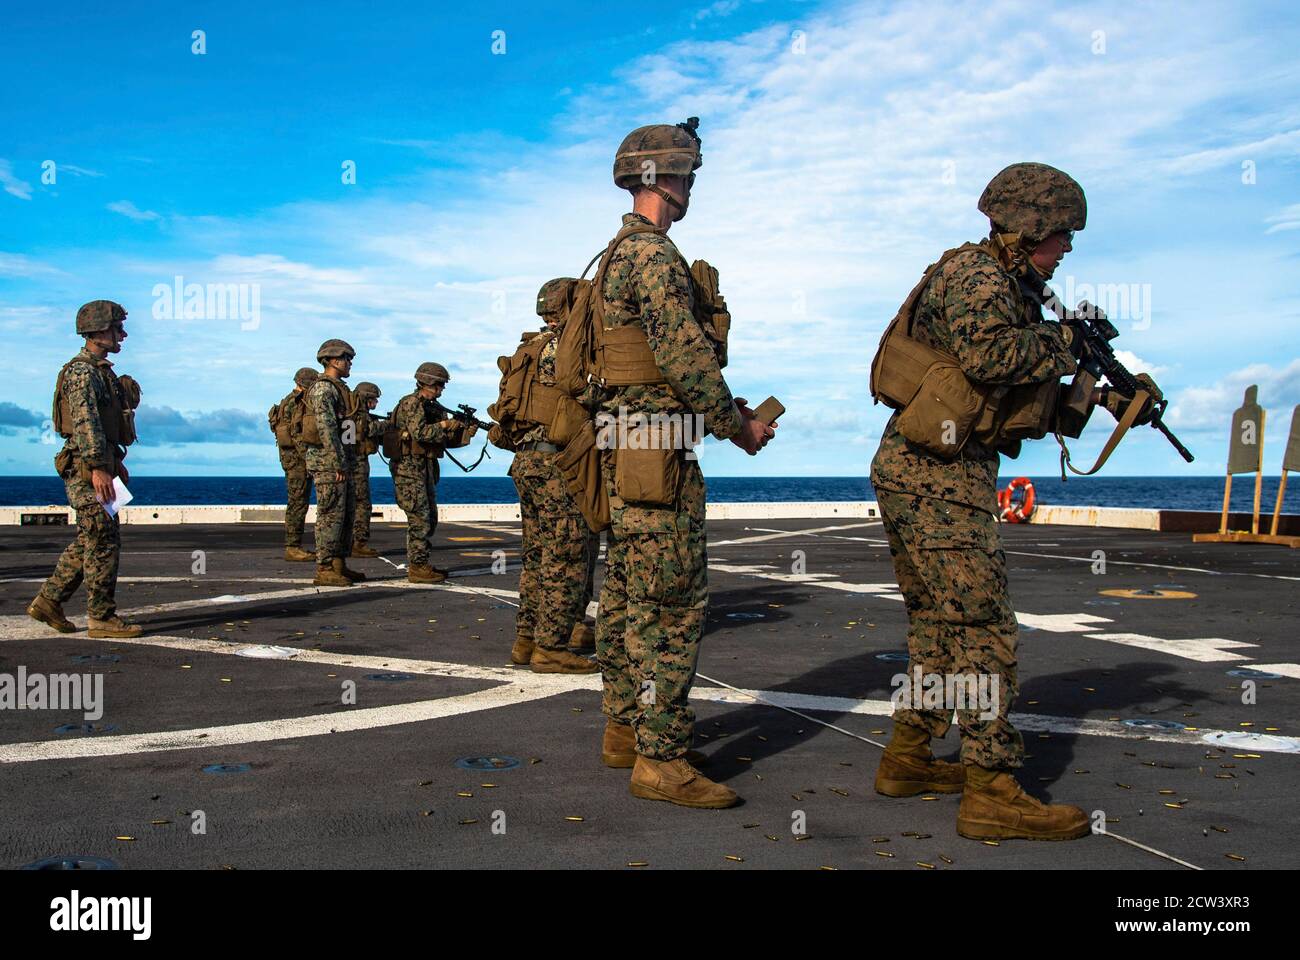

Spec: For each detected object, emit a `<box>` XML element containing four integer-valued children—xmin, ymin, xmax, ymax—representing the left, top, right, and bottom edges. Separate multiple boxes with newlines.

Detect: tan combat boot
<box><xmin>601</xmin><ymin>720</ymin><xmax>709</xmax><ymax>768</ymax></box>
<box><xmin>568</xmin><ymin>621</ymin><xmax>596</xmax><ymax>653</ymax></box>
<box><xmin>530</xmin><ymin>646</ymin><xmax>599</xmax><ymax>674</ymax></box>
<box><xmin>27</xmin><ymin>595</ymin><xmax>76</xmax><ymax>633</ymax></box>
<box><xmin>351</xmin><ymin>542</ymin><xmax>380</xmax><ymax>558</ymax></box>
<box><xmin>332</xmin><ymin>557</ymin><xmax>366</xmax><ymax>582</ymax></box>
<box><xmin>407</xmin><ymin>564</ymin><xmax>447</xmax><ymax>584</ymax></box>
<box><xmin>874</xmin><ymin>722</ymin><xmax>965</xmax><ymax>797</ymax></box>
<box><xmin>87</xmin><ymin>616</ymin><xmax>143</xmax><ymax>639</ymax></box>
<box><xmin>314</xmin><ymin>563</ymin><xmax>353</xmax><ymax>587</ymax></box>
<box><xmin>510</xmin><ymin>633</ymin><xmax>535</xmax><ymax>665</ymax></box>
<box><xmin>957</xmin><ymin>766</ymin><xmax>1090</xmax><ymax>841</ymax></box>
<box><xmin>629</xmin><ymin>755</ymin><xmax>738</xmax><ymax>809</ymax></box>
<box><xmin>284</xmin><ymin>546</ymin><xmax>315</xmax><ymax>562</ymax></box>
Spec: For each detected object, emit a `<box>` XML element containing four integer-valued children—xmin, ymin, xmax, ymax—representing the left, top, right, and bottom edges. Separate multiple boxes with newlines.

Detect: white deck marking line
<box><xmin>1247</xmin><ymin>663</ymin><xmax>1300</xmax><ymax>679</ymax></box>
<box><xmin>0</xmin><ymin>686</ymin><xmax>567</xmax><ymax>764</ymax></box>
<box><xmin>0</xmin><ymin>579</ymin><xmax>526</xmax><ymax>640</ymax></box>
<box><xmin>694</xmin><ymin>673</ymin><xmax>1203</xmax><ymax>870</ymax></box>
<box><xmin>707</xmin><ymin>562</ymin><xmax>1265</xmax><ymax>664</ymax></box>
<box><xmin>739</xmin><ymin>533</ymin><xmax>1300</xmax><ymax>583</ymax></box>
<box><xmin>5</xmin><ymin>629</ymin><xmax>1294</xmax><ymax>764</ymax></box>
<box><xmin>1001</xmin><ymin>549</ymin><xmax>1300</xmax><ymax>582</ymax></box>
<box><xmin>710</xmin><ymin>523</ymin><xmax>878</xmax><ymax>547</ymax></box>
<box><xmin>688</xmin><ymin>683</ymin><xmax>1300</xmax><ymax>753</ymax></box>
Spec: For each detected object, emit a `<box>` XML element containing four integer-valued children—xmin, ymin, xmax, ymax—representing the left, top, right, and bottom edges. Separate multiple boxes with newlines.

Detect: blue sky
<box><xmin>2</xmin><ymin>0</ymin><xmax>1298</xmax><ymax>477</ymax></box>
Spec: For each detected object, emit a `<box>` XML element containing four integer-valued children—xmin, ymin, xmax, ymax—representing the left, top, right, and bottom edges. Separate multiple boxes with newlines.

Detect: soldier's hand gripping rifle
<box><xmin>1048</xmin><ymin>299</ymin><xmax>1194</xmax><ymax>470</ymax></box>
<box><xmin>426</xmin><ymin>399</ymin><xmax>494</xmax><ymax>432</ymax></box>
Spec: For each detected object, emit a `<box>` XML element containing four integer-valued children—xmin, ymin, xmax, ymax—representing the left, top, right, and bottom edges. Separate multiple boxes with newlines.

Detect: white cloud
<box><xmin>0</xmin><ymin>159</ymin><xmax>33</xmax><ymax>200</ymax></box>
<box><xmin>59</xmin><ymin>164</ymin><xmax>104</xmax><ymax>178</ymax></box>
<box><xmin>0</xmin><ymin>253</ymin><xmax>62</xmax><ymax>278</ymax></box>
<box><xmin>107</xmin><ymin>200</ymin><xmax>162</xmax><ymax>222</ymax></box>
<box><xmin>1166</xmin><ymin>359</ymin><xmax>1300</xmax><ymax>431</ymax></box>
<box><xmin>1265</xmin><ymin>203</ymin><xmax>1300</xmax><ymax>234</ymax></box>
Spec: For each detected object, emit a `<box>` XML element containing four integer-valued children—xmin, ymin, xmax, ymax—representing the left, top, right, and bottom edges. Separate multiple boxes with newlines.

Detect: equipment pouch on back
<box><xmin>556</xmin><ymin>421</ymin><xmax>610</xmax><ymax>533</ymax></box>
<box><xmin>894</xmin><ymin>362</ymin><xmax>983</xmax><ymax>459</ymax></box>
<box><xmin>54</xmin><ymin>448</ymin><xmax>74</xmax><ymax>478</ymax></box>
<box><xmin>614</xmin><ymin>424</ymin><xmax>681</xmax><ymax>506</ymax></box>
<box><xmin>549</xmin><ymin>394</ymin><xmax>588</xmax><ymax>448</ymax></box>
<box><xmin>381</xmin><ymin>425</ymin><xmax>402</xmax><ymax>460</ymax></box>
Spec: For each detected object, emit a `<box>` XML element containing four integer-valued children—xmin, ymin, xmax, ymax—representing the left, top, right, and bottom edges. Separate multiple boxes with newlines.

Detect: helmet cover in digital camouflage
<box><xmin>415</xmin><ymin>362</ymin><xmax>450</xmax><ymax>386</ymax></box>
<box><xmin>353</xmin><ymin>381</ymin><xmax>381</xmax><ymax>400</ymax></box>
<box><xmin>316</xmin><ymin>338</ymin><xmax>356</xmax><ymax>363</ymax></box>
<box><xmin>76</xmin><ymin>300</ymin><xmax>127</xmax><ymax>335</ymax></box>
<box><xmin>536</xmin><ymin>278</ymin><xmax>578</xmax><ymax>318</ymax></box>
<box><xmin>978</xmin><ymin>162</ymin><xmax>1086</xmax><ymax>242</ymax></box>
<box><xmin>294</xmin><ymin>367</ymin><xmax>319</xmax><ymax>388</ymax></box>
<box><xmin>614</xmin><ymin>118</ymin><xmax>702</xmax><ymax>190</ymax></box>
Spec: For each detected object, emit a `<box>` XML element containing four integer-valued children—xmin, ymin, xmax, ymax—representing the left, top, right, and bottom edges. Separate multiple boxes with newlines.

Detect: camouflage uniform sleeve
<box><xmin>632</xmin><ymin>240</ymin><xmax>742</xmax><ymax>440</ymax></box>
<box><xmin>399</xmin><ymin>397</ymin><xmax>461</xmax><ymax>446</ymax></box>
<box><xmin>64</xmin><ymin>362</ymin><xmax>110</xmax><ymax>470</ymax></box>
<box><xmin>310</xmin><ymin>381</ymin><xmax>345</xmax><ymax>471</ymax></box>
<box><xmin>940</xmin><ymin>255</ymin><xmax>1077</xmax><ymax>385</ymax></box>
<box><xmin>366</xmin><ymin>413</ymin><xmax>387</xmax><ymax>440</ymax></box>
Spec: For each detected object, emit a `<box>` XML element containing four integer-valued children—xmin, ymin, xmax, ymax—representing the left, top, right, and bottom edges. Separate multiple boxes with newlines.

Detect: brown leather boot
<box><xmin>332</xmin><ymin>557</ymin><xmax>366</xmax><ymax>582</ymax></box>
<box><xmin>629</xmin><ymin>755</ymin><xmax>739</xmax><ymax>809</ymax></box>
<box><xmin>530</xmin><ymin>646</ymin><xmax>599</xmax><ymax>674</ymax></box>
<box><xmin>567</xmin><ymin>621</ymin><xmax>596</xmax><ymax>653</ymax></box>
<box><xmin>87</xmin><ymin>615</ymin><xmax>143</xmax><ymax>639</ymax></box>
<box><xmin>874</xmin><ymin>722</ymin><xmax>965</xmax><ymax>797</ymax></box>
<box><xmin>284</xmin><ymin>545</ymin><xmax>315</xmax><ymax>562</ymax></box>
<box><xmin>351</xmin><ymin>542</ymin><xmax>380</xmax><ymax>558</ymax></box>
<box><xmin>957</xmin><ymin>766</ymin><xmax>1090</xmax><ymax>841</ymax></box>
<box><xmin>314</xmin><ymin>564</ymin><xmax>354</xmax><ymax>587</ymax></box>
<box><xmin>511</xmin><ymin>633</ymin><xmax>535</xmax><ymax>665</ymax></box>
<box><xmin>27</xmin><ymin>595</ymin><xmax>76</xmax><ymax>633</ymax></box>
<box><xmin>407</xmin><ymin>563</ymin><xmax>447</xmax><ymax>584</ymax></box>
<box><xmin>601</xmin><ymin>720</ymin><xmax>708</xmax><ymax>768</ymax></box>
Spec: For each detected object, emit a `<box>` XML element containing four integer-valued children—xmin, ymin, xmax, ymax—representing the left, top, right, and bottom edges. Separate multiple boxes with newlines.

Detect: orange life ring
<box><xmin>999</xmin><ymin>477</ymin><xmax>1036</xmax><ymax>523</ymax></box>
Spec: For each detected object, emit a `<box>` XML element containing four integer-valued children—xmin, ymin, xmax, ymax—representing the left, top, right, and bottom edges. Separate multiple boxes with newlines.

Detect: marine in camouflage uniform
<box><xmin>508</xmin><ymin>279</ymin><xmax>601</xmax><ymax>674</ymax></box>
<box><xmin>303</xmin><ymin>339</ymin><xmax>366</xmax><ymax>587</ymax></box>
<box><xmin>870</xmin><ymin>162</ymin><xmax>1127</xmax><ymax>841</ymax></box>
<box><xmin>272</xmin><ymin>366</ymin><xmax>318</xmax><ymax>561</ymax></box>
<box><xmin>349</xmin><ymin>381</ymin><xmax>386</xmax><ymax>557</ymax></box>
<box><xmin>389</xmin><ymin>362</ymin><xmax>475</xmax><ymax>583</ymax></box>
<box><xmin>27</xmin><ymin>300</ymin><xmax>144</xmax><ymax>639</ymax></box>
<box><xmin>596</xmin><ymin>118</ymin><xmax>773</xmax><ymax>808</ymax></box>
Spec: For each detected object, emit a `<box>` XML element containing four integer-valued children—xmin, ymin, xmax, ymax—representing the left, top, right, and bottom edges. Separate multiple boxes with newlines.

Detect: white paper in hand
<box><xmin>102</xmin><ymin>477</ymin><xmax>133</xmax><ymax>518</ymax></box>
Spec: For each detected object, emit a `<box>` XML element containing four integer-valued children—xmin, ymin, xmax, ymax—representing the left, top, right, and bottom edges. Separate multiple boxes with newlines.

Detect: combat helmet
<box><xmin>353</xmin><ymin>381</ymin><xmax>381</xmax><ymax>401</ymax></box>
<box><xmin>316</xmin><ymin>338</ymin><xmax>356</xmax><ymax>364</ymax></box>
<box><xmin>294</xmin><ymin>366</ymin><xmax>318</xmax><ymax>388</ymax></box>
<box><xmin>613</xmin><ymin>118</ymin><xmax>702</xmax><ymax>190</ymax></box>
<box><xmin>76</xmin><ymin>300</ymin><xmax>127</xmax><ymax>334</ymax></box>
<box><xmin>978</xmin><ymin>163</ymin><xmax>1086</xmax><ymax>243</ymax></box>
<box><xmin>415</xmin><ymin>362</ymin><xmax>450</xmax><ymax>386</ymax></box>
<box><xmin>536</xmin><ymin>278</ymin><xmax>578</xmax><ymax>319</ymax></box>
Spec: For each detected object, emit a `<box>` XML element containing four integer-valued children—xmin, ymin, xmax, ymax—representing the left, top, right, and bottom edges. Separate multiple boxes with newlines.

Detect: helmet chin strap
<box><xmin>645</xmin><ymin>183</ymin><xmax>687</xmax><ymax>220</ymax></box>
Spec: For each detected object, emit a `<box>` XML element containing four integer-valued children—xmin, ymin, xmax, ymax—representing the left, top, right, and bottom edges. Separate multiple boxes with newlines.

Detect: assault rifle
<box><xmin>424</xmin><ymin>399</ymin><xmax>494</xmax><ymax>432</ymax></box>
<box><xmin>423</xmin><ymin>399</ymin><xmax>493</xmax><ymax>472</ymax></box>
<box><xmin>1048</xmin><ymin>299</ymin><xmax>1194</xmax><ymax>463</ymax></box>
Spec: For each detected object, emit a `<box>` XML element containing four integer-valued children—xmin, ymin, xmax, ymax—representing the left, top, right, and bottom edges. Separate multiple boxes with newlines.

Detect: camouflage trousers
<box><xmin>279</xmin><ymin>446</ymin><xmax>312</xmax><ymax>548</ymax></box>
<box><xmin>597</xmin><ymin>450</ymin><xmax>708</xmax><ymax>761</ymax></box>
<box><xmin>351</xmin><ymin>454</ymin><xmax>374</xmax><ymax>546</ymax></box>
<box><xmin>40</xmin><ymin>472</ymin><xmax>121</xmax><ymax>620</ymax></box>
<box><xmin>392</xmin><ymin>457</ymin><xmax>439</xmax><ymax>567</ymax></box>
<box><xmin>876</xmin><ymin>488</ymin><xmax>1022</xmax><ymax>770</ymax></box>
<box><xmin>511</xmin><ymin>450</ymin><xmax>597</xmax><ymax>650</ymax></box>
<box><xmin>311</xmin><ymin>472</ymin><xmax>356</xmax><ymax>565</ymax></box>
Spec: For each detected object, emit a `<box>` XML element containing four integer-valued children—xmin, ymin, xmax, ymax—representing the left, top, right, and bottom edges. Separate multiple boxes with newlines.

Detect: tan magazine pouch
<box><xmin>614</xmin><ymin>423</ymin><xmax>681</xmax><ymax>507</ymax></box>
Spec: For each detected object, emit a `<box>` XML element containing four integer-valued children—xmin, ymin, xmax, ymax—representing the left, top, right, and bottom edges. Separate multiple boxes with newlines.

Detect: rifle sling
<box><xmin>1055</xmin><ymin>389</ymin><xmax>1149</xmax><ymax>479</ymax></box>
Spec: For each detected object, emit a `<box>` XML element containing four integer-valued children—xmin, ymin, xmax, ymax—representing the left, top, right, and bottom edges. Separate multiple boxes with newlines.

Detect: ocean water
<box><xmin>2</xmin><ymin>475</ymin><xmax>1296</xmax><ymax>513</ymax></box>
